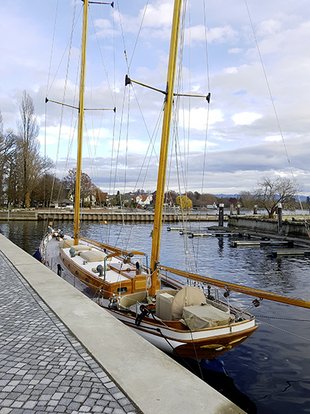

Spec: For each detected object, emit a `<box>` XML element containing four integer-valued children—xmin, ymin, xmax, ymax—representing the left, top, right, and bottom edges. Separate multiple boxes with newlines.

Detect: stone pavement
<box><xmin>0</xmin><ymin>251</ymin><xmax>138</xmax><ymax>414</ymax></box>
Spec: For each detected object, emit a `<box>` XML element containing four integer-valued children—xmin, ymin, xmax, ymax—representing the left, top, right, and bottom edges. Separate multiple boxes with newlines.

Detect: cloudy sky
<box><xmin>1</xmin><ymin>0</ymin><xmax>310</xmax><ymax>195</ymax></box>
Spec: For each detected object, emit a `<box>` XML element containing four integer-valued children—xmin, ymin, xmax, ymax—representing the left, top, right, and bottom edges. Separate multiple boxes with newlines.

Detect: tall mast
<box><xmin>149</xmin><ymin>0</ymin><xmax>182</xmax><ymax>296</ymax></box>
<box><xmin>74</xmin><ymin>0</ymin><xmax>89</xmax><ymax>244</ymax></box>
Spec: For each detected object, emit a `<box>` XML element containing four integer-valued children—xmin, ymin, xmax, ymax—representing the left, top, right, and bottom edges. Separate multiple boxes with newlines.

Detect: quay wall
<box><xmin>0</xmin><ymin>209</ymin><xmax>227</xmax><ymax>223</ymax></box>
<box><xmin>228</xmin><ymin>216</ymin><xmax>310</xmax><ymax>238</ymax></box>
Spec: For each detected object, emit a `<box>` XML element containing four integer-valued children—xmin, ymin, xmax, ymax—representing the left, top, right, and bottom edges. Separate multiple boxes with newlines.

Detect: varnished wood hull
<box><xmin>105</xmin><ymin>307</ymin><xmax>257</xmax><ymax>360</ymax></box>
<box><xmin>42</xmin><ymin>234</ymin><xmax>257</xmax><ymax>360</ymax></box>
<box><xmin>59</xmin><ymin>249</ymin><xmax>147</xmax><ymax>298</ymax></box>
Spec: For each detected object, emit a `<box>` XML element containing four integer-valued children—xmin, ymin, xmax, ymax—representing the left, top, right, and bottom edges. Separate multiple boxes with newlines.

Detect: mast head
<box><xmin>125</xmin><ymin>75</ymin><xmax>132</xmax><ymax>86</ymax></box>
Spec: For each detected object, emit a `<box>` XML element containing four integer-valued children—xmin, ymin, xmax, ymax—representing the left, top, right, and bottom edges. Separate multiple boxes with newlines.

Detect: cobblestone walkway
<box><xmin>0</xmin><ymin>252</ymin><xmax>139</xmax><ymax>414</ymax></box>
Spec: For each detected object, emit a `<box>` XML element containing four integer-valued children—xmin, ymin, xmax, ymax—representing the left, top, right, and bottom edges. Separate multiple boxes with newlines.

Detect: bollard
<box><xmin>277</xmin><ymin>203</ymin><xmax>283</xmax><ymax>233</ymax></box>
<box><xmin>218</xmin><ymin>203</ymin><xmax>224</xmax><ymax>227</ymax></box>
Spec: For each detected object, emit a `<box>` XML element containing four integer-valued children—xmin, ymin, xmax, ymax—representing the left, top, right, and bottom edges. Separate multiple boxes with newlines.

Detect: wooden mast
<box><xmin>149</xmin><ymin>0</ymin><xmax>183</xmax><ymax>296</ymax></box>
<box><xmin>74</xmin><ymin>0</ymin><xmax>89</xmax><ymax>245</ymax></box>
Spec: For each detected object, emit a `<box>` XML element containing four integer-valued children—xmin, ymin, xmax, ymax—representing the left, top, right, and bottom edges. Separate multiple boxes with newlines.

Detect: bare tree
<box><xmin>239</xmin><ymin>191</ymin><xmax>257</xmax><ymax>210</ymax></box>
<box><xmin>254</xmin><ymin>177</ymin><xmax>298</xmax><ymax>218</ymax></box>
<box><xmin>63</xmin><ymin>169</ymin><xmax>95</xmax><ymax>207</ymax></box>
<box><xmin>31</xmin><ymin>173</ymin><xmax>64</xmax><ymax>207</ymax></box>
<box><xmin>18</xmin><ymin>91</ymin><xmax>40</xmax><ymax>207</ymax></box>
<box><xmin>0</xmin><ymin>122</ymin><xmax>16</xmax><ymax>206</ymax></box>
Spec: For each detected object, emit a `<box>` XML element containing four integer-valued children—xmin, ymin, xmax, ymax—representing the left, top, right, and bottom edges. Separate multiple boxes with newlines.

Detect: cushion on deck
<box><xmin>60</xmin><ymin>239</ymin><xmax>74</xmax><ymax>248</ymax></box>
<box><xmin>171</xmin><ymin>286</ymin><xmax>206</xmax><ymax>320</ymax></box>
<box><xmin>182</xmin><ymin>304</ymin><xmax>234</xmax><ymax>330</ymax></box>
<box><xmin>72</xmin><ymin>244</ymin><xmax>91</xmax><ymax>251</ymax></box>
<box><xmin>79</xmin><ymin>250</ymin><xmax>106</xmax><ymax>262</ymax></box>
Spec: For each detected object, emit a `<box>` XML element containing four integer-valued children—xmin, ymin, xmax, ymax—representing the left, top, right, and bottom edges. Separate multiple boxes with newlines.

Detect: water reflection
<box><xmin>176</xmin><ymin>357</ymin><xmax>257</xmax><ymax>414</ymax></box>
<box><xmin>0</xmin><ymin>220</ymin><xmax>309</xmax><ymax>414</ymax></box>
<box><xmin>218</xmin><ymin>236</ymin><xmax>224</xmax><ymax>252</ymax></box>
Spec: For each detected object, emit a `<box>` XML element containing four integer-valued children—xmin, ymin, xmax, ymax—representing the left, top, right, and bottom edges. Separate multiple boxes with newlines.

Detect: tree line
<box><xmin>0</xmin><ymin>92</ymin><xmax>306</xmax><ymax>214</ymax></box>
<box><xmin>0</xmin><ymin>91</ymin><xmax>106</xmax><ymax>209</ymax></box>
<box><xmin>162</xmin><ymin>177</ymin><xmax>304</xmax><ymax>218</ymax></box>
<box><xmin>0</xmin><ymin>91</ymin><xmax>53</xmax><ymax>208</ymax></box>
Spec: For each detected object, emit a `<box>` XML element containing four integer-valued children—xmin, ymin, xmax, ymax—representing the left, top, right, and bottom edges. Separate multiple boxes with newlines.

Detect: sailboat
<box><xmin>41</xmin><ymin>0</ymin><xmax>309</xmax><ymax>360</ymax></box>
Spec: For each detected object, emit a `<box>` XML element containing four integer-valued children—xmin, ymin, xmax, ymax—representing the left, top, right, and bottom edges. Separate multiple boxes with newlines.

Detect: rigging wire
<box><xmin>128</xmin><ymin>0</ymin><xmax>150</xmax><ymax>71</ymax></box>
<box><xmin>44</xmin><ymin>0</ymin><xmax>59</xmax><ymax>209</ymax></box>
<box><xmin>244</xmin><ymin>0</ymin><xmax>310</xmax><ymax>237</ymax></box>
<box><xmin>50</xmin><ymin>2</ymin><xmax>78</xmax><ymax>208</ymax></box>
<box><xmin>258</xmin><ymin>319</ymin><xmax>310</xmax><ymax>343</ymax></box>
<box><xmin>130</xmin><ymin>86</ymin><xmax>162</xmax><ymax>188</ymax></box>
<box><xmin>44</xmin><ymin>2</ymin><xmax>82</xmax><ymax>210</ymax></box>
<box><xmin>110</xmin><ymin>0</ymin><xmax>166</xmax><ymax>251</ymax></box>
<box><xmin>195</xmin><ymin>0</ymin><xmax>212</xmax><ymax>266</ymax></box>
<box><xmin>172</xmin><ymin>0</ymin><xmax>199</xmax><ymax>274</ymax></box>
<box><xmin>200</xmin><ymin>0</ymin><xmax>211</xmax><ymax>196</ymax></box>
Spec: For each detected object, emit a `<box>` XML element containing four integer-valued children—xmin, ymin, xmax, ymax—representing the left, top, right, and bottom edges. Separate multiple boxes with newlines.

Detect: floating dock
<box><xmin>231</xmin><ymin>240</ymin><xmax>294</xmax><ymax>248</ymax></box>
<box><xmin>271</xmin><ymin>248</ymin><xmax>310</xmax><ymax>257</ymax></box>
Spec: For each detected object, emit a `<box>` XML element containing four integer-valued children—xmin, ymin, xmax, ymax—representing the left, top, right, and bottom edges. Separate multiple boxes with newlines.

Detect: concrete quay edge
<box><xmin>0</xmin><ymin>234</ymin><xmax>244</xmax><ymax>414</ymax></box>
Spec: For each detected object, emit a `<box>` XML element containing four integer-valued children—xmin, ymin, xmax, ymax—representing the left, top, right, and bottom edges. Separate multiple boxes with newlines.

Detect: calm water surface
<box><xmin>1</xmin><ymin>220</ymin><xmax>309</xmax><ymax>414</ymax></box>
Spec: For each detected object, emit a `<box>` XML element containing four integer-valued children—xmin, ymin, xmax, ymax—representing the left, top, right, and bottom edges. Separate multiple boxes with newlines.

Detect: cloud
<box><xmin>1</xmin><ymin>0</ymin><xmax>310</xmax><ymax>196</ymax></box>
<box><xmin>179</xmin><ymin>107</ymin><xmax>224</xmax><ymax>131</ymax></box>
<box><xmin>231</xmin><ymin>112</ymin><xmax>263</xmax><ymax>126</ymax></box>
<box><xmin>184</xmin><ymin>24</ymin><xmax>237</xmax><ymax>45</ymax></box>
<box><xmin>264</xmin><ymin>135</ymin><xmax>282</xmax><ymax>142</ymax></box>
<box><xmin>93</xmin><ymin>18</ymin><xmax>117</xmax><ymax>38</ymax></box>
<box><xmin>140</xmin><ymin>2</ymin><xmax>173</xmax><ymax>28</ymax></box>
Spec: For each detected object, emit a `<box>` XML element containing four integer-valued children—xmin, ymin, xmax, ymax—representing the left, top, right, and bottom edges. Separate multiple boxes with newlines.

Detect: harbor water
<box><xmin>0</xmin><ymin>220</ymin><xmax>309</xmax><ymax>414</ymax></box>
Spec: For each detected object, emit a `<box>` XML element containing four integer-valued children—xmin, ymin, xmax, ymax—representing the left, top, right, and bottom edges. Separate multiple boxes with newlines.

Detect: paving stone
<box><xmin>67</xmin><ymin>401</ymin><xmax>81</xmax><ymax>411</ymax></box>
<box><xmin>92</xmin><ymin>406</ymin><xmax>106</xmax><ymax>413</ymax></box>
<box><xmin>23</xmin><ymin>400</ymin><xmax>37</xmax><ymax>409</ymax></box>
<box><xmin>0</xmin><ymin>408</ymin><xmax>12</xmax><ymax>414</ymax></box>
<box><xmin>0</xmin><ymin>251</ymin><xmax>139</xmax><ymax>414</ymax></box>
<box><xmin>10</xmin><ymin>401</ymin><xmax>23</xmax><ymax>409</ymax></box>
<box><xmin>112</xmin><ymin>409</ymin><xmax>126</xmax><ymax>414</ymax></box>
<box><xmin>95</xmin><ymin>399</ymin><xmax>109</xmax><ymax>407</ymax></box>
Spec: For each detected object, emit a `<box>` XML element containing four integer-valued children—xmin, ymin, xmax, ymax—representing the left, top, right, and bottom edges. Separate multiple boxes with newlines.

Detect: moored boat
<box><xmin>40</xmin><ymin>0</ymin><xmax>309</xmax><ymax>360</ymax></box>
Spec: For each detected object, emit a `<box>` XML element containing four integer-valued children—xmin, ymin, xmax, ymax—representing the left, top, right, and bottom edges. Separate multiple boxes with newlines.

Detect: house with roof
<box><xmin>136</xmin><ymin>193</ymin><xmax>153</xmax><ymax>208</ymax></box>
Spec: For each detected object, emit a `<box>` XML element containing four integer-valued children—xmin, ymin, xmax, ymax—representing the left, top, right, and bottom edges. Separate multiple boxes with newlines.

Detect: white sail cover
<box><xmin>171</xmin><ymin>286</ymin><xmax>206</xmax><ymax>320</ymax></box>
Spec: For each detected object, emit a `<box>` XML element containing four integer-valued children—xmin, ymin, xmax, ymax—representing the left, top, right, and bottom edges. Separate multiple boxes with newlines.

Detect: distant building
<box><xmin>136</xmin><ymin>193</ymin><xmax>153</xmax><ymax>208</ymax></box>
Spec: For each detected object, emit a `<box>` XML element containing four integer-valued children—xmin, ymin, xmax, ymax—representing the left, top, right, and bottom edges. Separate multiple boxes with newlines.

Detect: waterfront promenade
<box><xmin>0</xmin><ymin>235</ymin><xmax>243</xmax><ymax>413</ymax></box>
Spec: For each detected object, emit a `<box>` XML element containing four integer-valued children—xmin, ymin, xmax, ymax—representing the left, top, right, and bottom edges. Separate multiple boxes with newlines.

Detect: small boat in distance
<box><xmin>41</xmin><ymin>0</ymin><xmax>309</xmax><ymax>360</ymax></box>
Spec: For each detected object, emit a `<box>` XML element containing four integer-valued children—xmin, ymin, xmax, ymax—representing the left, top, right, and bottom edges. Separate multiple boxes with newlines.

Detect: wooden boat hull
<box><xmin>41</xmin><ymin>233</ymin><xmax>148</xmax><ymax>298</ymax></box>
<box><xmin>59</xmin><ymin>249</ymin><xmax>147</xmax><ymax>298</ymax></box>
<box><xmin>105</xmin><ymin>307</ymin><xmax>257</xmax><ymax>360</ymax></box>
<box><xmin>41</xmin><ymin>234</ymin><xmax>257</xmax><ymax>360</ymax></box>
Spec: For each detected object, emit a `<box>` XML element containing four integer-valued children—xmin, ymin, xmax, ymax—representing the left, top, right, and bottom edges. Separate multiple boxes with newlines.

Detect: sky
<box><xmin>1</xmin><ymin>0</ymin><xmax>310</xmax><ymax>196</ymax></box>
